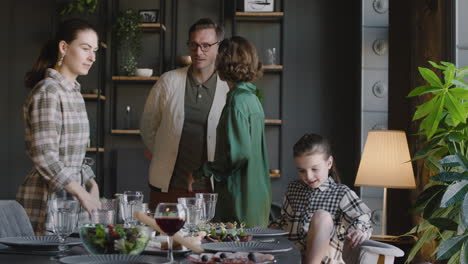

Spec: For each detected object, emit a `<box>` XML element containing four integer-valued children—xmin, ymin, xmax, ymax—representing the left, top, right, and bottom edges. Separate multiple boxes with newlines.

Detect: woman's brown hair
<box><xmin>215</xmin><ymin>36</ymin><xmax>263</xmax><ymax>83</ymax></box>
<box><xmin>25</xmin><ymin>18</ymin><xmax>97</xmax><ymax>89</ymax></box>
<box><xmin>293</xmin><ymin>133</ymin><xmax>341</xmax><ymax>183</ymax></box>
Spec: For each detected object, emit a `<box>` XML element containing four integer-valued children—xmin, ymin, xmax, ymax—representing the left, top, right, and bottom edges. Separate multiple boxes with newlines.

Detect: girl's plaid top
<box><xmin>270</xmin><ymin>177</ymin><xmax>372</xmax><ymax>264</ymax></box>
<box><xmin>17</xmin><ymin>69</ymin><xmax>95</xmax><ymax>235</ymax></box>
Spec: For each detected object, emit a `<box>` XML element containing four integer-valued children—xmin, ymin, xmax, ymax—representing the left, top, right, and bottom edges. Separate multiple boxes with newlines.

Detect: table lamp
<box><xmin>354</xmin><ymin>130</ymin><xmax>416</xmax><ymax>237</ymax></box>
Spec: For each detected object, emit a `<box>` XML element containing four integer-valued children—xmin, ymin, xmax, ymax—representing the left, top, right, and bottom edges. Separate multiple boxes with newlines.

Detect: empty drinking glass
<box><xmin>90</xmin><ymin>209</ymin><xmax>115</xmax><ymax>225</ymax></box>
<box><xmin>177</xmin><ymin>197</ymin><xmax>204</xmax><ymax>236</ymax></box>
<box><xmin>48</xmin><ymin>198</ymin><xmax>80</xmax><ymax>260</ymax></box>
<box><xmin>120</xmin><ymin>191</ymin><xmax>144</xmax><ymax>226</ymax></box>
<box><xmin>195</xmin><ymin>193</ymin><xmax>218</xmax><ymax>226</ymax></box>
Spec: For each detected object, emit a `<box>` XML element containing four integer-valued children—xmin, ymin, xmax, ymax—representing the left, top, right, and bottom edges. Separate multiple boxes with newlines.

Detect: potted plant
<box><xmin>405</xmin><ymin>61</ymin><xmax>468</xmax><ymax>264</ymax></box>
<box><xmin>114</xmin><ymin>9</ymin><xmax>142</xmax><ymax>76</ymax></box>
<box><xmin>60</xmin><ymin>0</ymin><xmax>99</xmax><ymax>15</ymax></box>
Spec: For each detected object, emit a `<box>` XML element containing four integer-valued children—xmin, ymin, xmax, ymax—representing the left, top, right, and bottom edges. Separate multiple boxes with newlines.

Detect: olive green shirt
<box><xmin>194</xmin><ymin>82</ymin><xmax>271</xmax><ymax>227</ymax></box>
<box><xmin>170</xmin><ymin>69</ymin><xmax>217</xmax><ymax>190</ymax></box>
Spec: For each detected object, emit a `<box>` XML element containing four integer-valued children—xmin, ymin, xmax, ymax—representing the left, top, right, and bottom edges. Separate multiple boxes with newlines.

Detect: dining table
<box><xmin>0</xmin><ymin>236</ymin><xmax>302</xmax><ymax>263</ymax></box>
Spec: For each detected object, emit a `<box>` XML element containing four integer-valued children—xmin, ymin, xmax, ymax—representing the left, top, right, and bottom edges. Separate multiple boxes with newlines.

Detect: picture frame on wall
<box><xmin>138</xmin><ymin>9</ymin><xmax>159</xmax><ymax>23</ymax></box>
<box><xmin>244</xmin><ymin>0</ymin><xmax>274</xmax><ymax>12</ymax></box>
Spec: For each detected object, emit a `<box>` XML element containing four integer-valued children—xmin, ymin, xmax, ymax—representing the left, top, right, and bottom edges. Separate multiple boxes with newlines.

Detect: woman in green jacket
<box><xmin>193</xmin><ymin>36</ymin><xmax>271</xmax><ymax>227</ymax></box>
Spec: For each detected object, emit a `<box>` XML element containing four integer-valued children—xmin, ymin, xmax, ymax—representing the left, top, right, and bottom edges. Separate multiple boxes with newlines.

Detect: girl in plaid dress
<box><xmin>17</xmin><ymin>19</ymin><xmax>101</xmax><ymax>235</ymax></box>
<box><xmin>271</xmin><ymin>133</ymin><xmax>372</xmax><ymax>264</ymax></box>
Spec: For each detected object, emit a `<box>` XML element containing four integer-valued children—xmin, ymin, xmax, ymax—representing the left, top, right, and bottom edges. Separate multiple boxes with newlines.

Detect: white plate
<box><xmin>201</xmin><ymin>241</ymin><xmax>292</xmax><ymax>253</ymax></box>
<box><xmin>59</xmin><ymin>254</ymin><xmax>167</xmax><ymax>264</ymax></box>
<box><xmin>0</xmin><ymin>236</ymin><xmax>81</xmax><ymax>249</ymax></box>
<box><xmin>244</xmin><ymin>228</ymin><xmax>289</xmax><ymax>237</ymax></box>
<box><xmin>144</xmin><ymin>247</ymin><xmax>191</xmax><ymax>255</ymax></box>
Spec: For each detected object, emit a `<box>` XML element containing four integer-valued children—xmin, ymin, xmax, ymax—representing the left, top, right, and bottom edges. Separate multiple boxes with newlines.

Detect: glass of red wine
<box><xmin>154</xmin><ymin>203</ymin><xmax>186</xmax><ymax>263</ymax></box>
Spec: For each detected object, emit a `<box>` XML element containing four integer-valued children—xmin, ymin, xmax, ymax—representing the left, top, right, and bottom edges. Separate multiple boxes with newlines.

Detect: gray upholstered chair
<box><xmin>343</xmin><ymin>239</ymin><xmax>405</xmax><ymax>264</ymax></box>
<box><xmin>0</xmin><ymin>200</ymin><xmax>34</xmax><ymax>237</ymax></box>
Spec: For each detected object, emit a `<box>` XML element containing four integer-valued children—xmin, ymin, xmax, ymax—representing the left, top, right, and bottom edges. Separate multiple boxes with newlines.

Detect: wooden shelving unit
<box><xmin>235</xmin><ymin>12</ymin><xmax>284</xmax><ymax>21</ymax></box>
<box><xmin>111</xmin><ymin>76</ymin><xmax>159</xmax><ymax>81</ymax></box>
<box><xmin>138</xmin><ymin>23</ymin><xmax>167</xmax><ymax>31</ymax></box>
<box><xmin>265</xmin><ymin>119</ymin><xmax>282</xmax><ymax>125</ymax></box>
<box><xmin>113</xmin><ymin>120</ymin><xmax>280</xmax><ymax>136</ymax></box>
<box><xmin>82</xmin><ymin>94</ymin><xmax>107</xmax><ymax>100</ymax></box>
<box><xmin>86</xmin><ymin>147</ymin><xmax>105</xmax><ymax>153</ymax></box>
<box><xmin>111</xmin><ymin>129</ymin><xmax>140</xmax><ymax>135</ymax></box>
<box><xmin>262</xmin><ymin>65</ymin><xmax>283</xmax><ymax>72</ymax></box>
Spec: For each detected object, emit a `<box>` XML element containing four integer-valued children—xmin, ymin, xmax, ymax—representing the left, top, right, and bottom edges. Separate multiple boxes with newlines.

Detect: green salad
<box><xmin>80</xmin><ymin>224</ymin><xmax>150</xmax><ymax>255</ymax></box>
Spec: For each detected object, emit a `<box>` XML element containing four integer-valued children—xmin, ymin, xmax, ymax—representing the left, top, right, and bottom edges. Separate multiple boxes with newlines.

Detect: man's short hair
<box><xmin>188</xmin><ymin>18</ymin><xmax>224</xmax><ymax>41</ymax></box>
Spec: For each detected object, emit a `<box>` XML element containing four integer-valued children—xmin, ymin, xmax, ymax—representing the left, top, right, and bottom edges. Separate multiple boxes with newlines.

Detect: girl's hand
<box><xmin>345</xmin><ymin>229</ymin><xmax>367</xmax><ymax>248</ymax></box>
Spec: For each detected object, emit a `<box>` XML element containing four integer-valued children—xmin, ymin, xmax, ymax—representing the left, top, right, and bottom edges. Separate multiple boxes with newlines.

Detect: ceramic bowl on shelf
<box><xmin>175</xmin><ymin>55</ymin><xmax>192</xmax><ymax>66</ymax></box>
<box><xmin>135</xmin><ymin>68</ymin><xmax>153</xmax><ymax>77</ymax></box>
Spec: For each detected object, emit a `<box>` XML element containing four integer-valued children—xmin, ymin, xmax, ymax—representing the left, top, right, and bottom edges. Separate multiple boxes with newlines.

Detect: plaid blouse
<box><xmin>17</xmin><ymin>69</ymin><xmax>95</xmax><ymax>235</ymax></box>
<box><xmin>270</xmin><ymin>177</ymin><xmax>372</xmax><ymax>264</ymax></box>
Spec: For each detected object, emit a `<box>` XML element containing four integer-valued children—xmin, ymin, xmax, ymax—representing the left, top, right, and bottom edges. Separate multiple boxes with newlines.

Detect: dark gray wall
<box><xmin>1</xmin><ymin>0</ymin><xmax>361</xmax><ymax>205</ymax></box>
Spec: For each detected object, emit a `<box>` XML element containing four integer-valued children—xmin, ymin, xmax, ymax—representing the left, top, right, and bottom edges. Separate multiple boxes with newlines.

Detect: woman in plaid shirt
<box><xmin>271</xmin><ymin>133</ymin><xmax>372</xmax><ymax>264</ymax></box>
<box><xmin>17</xmin><ymin>19</ymin><xmax>101</xmax><ymax>235</ymax></box>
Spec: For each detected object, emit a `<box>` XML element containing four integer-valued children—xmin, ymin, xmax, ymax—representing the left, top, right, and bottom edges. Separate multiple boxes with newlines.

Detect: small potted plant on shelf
<box><xmin>405</xmin><ymin>61</ymin><xmax>468</xmax><ymax>264</ymax></box>
<box><xmin>114</xmin><ymin>9</ymin><xmax>142</xmax><ymax>76</ymax></box>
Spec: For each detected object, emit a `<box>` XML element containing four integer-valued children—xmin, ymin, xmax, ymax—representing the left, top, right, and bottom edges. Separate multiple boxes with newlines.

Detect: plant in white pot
<box><xmin>405</xmin><ymin>61</ymin><xmax>468</xmax><ymax>264</ymax></box>
<box><xmin>114</xmin><ymin>9</ymin><xmax>142</xmax><ymax>76</ymax></box>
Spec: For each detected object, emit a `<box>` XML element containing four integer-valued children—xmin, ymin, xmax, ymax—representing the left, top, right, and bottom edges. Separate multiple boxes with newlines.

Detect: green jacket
<box><xmin>194</xmin><ymin>82</ymin><xmax>271</xmax><ymax>227</ymax></box>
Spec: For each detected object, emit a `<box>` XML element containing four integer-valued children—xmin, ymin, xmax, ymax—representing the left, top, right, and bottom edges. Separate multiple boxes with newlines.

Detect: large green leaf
<box><xmin>448</xmin><ymin>251</ymin><xmax>462</xmax><ymax>264</ymax></box>
<box><xmin>450</xmin><ymin>87</ymin><xmax>468</xmax><ymax>100</ymax></box>
<box><xmin>444</xmin><ymin>64</ymin><xmax>456</xmax><ymax>88</ymax></box>
<box><xmin>419</xmin><ymin>67</ymin><xmax>444</xmax><ymax>88</ymax></box>
<box><xmin>424</xmin><ymin>189</ymin><xmax>446</xmax><ymax>218</ymax></box>
<box><xmin>441</xmin><ymin>181</ymin><xmax>468</xmax><ymax>207</ymax></box>
<box><xmin>430</xmin><ymin>61</ymin><xmax>448</xmax><ymax>70</ymax></box>
<box><xmin>431</xmin><ymin>172</ymin><xmax>468</xmax><ymax>183</ymax></box>
<box><xmin>456</xmin><ymin>66</ymin><xmax>468</xmax><ymax>78</ymax></box>
<box><xmin>408</xmin><ymin>85</ymin><xmax>441</xmax><ymax>97</ymax></box>
<box><xmin>422</xmin><ymin>94</ymin><xmax>445</xmax><ymax>138</ymax></box>
<box><xmin>462</xmin><ymin>242</ymin><xmax>468</xmax><ymax>264</ymax></box>
<box><xmin>425</xmin><ymin>155</ymin><xmax>443</xmax><ymax>172</ymax></box>
<box><xmin>445</xmin><ymin>92</ymin><xmax>467</xmax><ymax>124</ymax></box>
<box><xmin>463</xmin><ymin>192</ymin><xmax>468</xmax><ymax>229</ymax></box>
<box><xmin>428</xmin><ymin>217</ymin><xmax>458</xmax><ymax>231</ymax></box>
<box><xmin>437</xmin><ymin>235</ymin><xmax>468</xmax><ymax>260</ymax></box>
<box><xmin>440</xmin><ymin>155</ymin><xmax>468</xmax><ymax>170</ymax></box>
<box><xmin>405</xmin><ymin>226</ymin><xmax>439</xmax><ymax>263</ymax></box>
<box><xmin>413</xmin><ymin>99</ymin><xmax>436</xmax><ymax>121</ymax></box>
<box><xmin>414</xmin><ymin>184</ymin><xmax>447</xmax><ymax>210</ymax></box>
<box><xmin>447</xmin><ymin>132</ymin><xmax>466</xmax><ymax>143</ymax></box>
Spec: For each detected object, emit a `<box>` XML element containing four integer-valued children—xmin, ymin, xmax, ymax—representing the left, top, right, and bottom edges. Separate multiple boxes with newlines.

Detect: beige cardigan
<box><xmin>140</xmin><ymin>67</ymin><xmax>229</xmax><ymax>192</ymax></box>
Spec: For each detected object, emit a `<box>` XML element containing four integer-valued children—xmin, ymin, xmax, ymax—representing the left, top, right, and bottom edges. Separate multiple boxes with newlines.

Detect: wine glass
<box><xmin>196</xmin><ymin>193</ymin><xmax>218</xmax><ymax>226</ymax></box>
<box><xmin>154</xmin><ymin>203</ymin><xmax>186</xmax><ymax>263</ymax></box>
<box><xmin>177</xmin><ymin>197</ymin><xmax>203</xmax><ymax>236</ymax></box>
<box><xmin>120</xmin><ymin>191</ymin><xmax>143</xmax><ymax>226</ymax></box>
<box><xmin>48</xmin><ymin>198</ymin><xmax>80</xmax><ymax>260</ymax></box>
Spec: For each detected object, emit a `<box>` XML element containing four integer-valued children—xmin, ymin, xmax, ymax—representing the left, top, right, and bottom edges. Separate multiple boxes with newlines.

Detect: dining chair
<box><xmin>0</xmin><ymin>200</ymin><xmax>34</xmax><ymax>237</ymax></box>
<box><xmin>343</xmin><ymin>239</ymin><xmax>405</xmax><ymax>264</ymax></box>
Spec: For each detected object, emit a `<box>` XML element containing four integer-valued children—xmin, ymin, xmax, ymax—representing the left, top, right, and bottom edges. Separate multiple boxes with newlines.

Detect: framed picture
<box><xmin>244</xmin><ymin>0</ymin><xmax>274</xmax><ymax>12</ymax></box>
<box><xmin>138</xmin><ymin>9</ymin><xmax>159</xmax><ymax>23</ymax></box>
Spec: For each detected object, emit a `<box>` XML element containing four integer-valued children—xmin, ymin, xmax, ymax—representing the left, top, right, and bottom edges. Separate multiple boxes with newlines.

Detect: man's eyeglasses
<box><xmin>187</xmin><ymin>41</ymin><xmax>219</xmax><ymax>52</ymax></box>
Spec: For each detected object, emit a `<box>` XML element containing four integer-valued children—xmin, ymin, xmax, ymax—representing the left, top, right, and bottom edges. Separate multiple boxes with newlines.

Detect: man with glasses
<box><xmin>141</xmin><ymin>18</ymin><xmax>229</xmax><ymax>209</ymax></box>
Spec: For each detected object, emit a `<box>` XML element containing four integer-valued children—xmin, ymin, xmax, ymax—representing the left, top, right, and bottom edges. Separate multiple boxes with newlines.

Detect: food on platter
<box><xmin>202</xmin><ymin>222</ymin><xmax>253</xmax><ymax>243</ymax></box>
<box><xmin>187</xmin><ymin>252</ymin><xmax>275</xmax><ymax>264</ymax></box>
